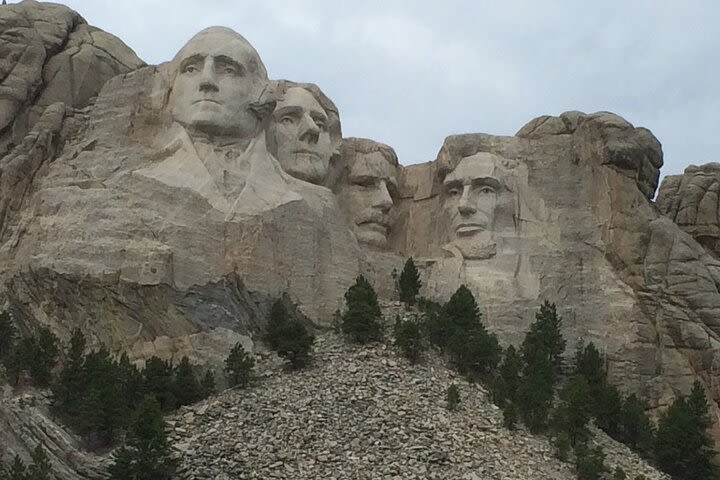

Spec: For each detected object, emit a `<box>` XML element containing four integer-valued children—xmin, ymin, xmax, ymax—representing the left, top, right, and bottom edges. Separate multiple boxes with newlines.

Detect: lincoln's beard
<box><xmin>444</xmin><ymin>231</ymin><xmax>496</xmax><ymax>260</ymax></box>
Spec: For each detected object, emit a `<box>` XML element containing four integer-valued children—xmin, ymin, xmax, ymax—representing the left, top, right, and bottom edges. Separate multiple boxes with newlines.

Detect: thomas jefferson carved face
<box><xmin>268</xmin><ymin>87</ymin><xmax>333</xmax><ymax>184</ymax></box>
<box><xmin>442</xmin><ymin>152</ymin><xmax>504</xmax><ymax>258</ymax></box>
<box><xmin>168</xmin><ymin>27</ymin><xmax>268</xmax><ymax>139</ymax></box>
<box><xmin>339</xmin><ymin>151</ymin><xmax>398</xmax><ymax>248</ymax></box>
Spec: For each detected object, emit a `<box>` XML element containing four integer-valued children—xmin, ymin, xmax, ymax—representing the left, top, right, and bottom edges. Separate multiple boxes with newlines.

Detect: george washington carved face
<box><xmin>168</xmin><ymin>27</ymin><xmax>269</xmax><ymax>139</ymax></box>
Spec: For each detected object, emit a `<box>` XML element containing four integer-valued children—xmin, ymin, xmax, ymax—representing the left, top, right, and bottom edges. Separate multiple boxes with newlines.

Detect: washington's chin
<box><xmin>448</xmin><ymin>237</ymin><xmax>497</xmax><ymax>260</ymax></box>
<box><xmin>354</xmin><ymin>226</ymin><xmax>389</xmax><ymax>249</ymax></box>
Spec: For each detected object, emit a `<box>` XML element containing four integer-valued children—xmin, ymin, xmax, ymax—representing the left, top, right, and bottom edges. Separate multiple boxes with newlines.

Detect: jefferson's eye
<box><xmin>280</xmin><ymin>116</ymin><xmax>295</xmax><ymax>125</ymax></box>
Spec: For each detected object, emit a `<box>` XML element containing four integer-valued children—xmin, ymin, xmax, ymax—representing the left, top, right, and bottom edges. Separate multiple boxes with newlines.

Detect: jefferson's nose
<box><xmin>457</xmin><ymin>186</ymin><xmax>476</xmax><ymax>215</ymax></box>
<box><xmin>298</xmin><ymin>113</ymin><xmax>320</xmax><ymax>144</ymax></box>
<box><xmin>199</xmin><ymin>61</ymin><xmax>219</xmax><ymax>92</ymax></box>
<box><xmin>373</xmin><ymin>180</ymin><xmax>393</xmax><ymax>212</ymax></box>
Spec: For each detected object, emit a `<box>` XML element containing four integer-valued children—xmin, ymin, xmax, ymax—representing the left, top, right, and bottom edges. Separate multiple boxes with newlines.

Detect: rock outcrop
<box><xmin>1</xmin><ymin>1</ymin><xmax>720</xmax><ymax>476</ymax></box>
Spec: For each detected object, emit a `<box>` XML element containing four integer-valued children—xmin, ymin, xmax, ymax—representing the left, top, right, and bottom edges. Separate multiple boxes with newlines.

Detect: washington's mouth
<box><xmin>293</xmin><ymin>149</ymin><xmax>321</xmax><ymax>158</ymax></box>
<box><xmin>455</xmin><ymin>223</ymin><xmax>485</xmax><ymax>235</ymax></box>
<box><xmin>193</xmin><ymin>99</ymin><xmax>221</xmax><ymax>105</ymax></box>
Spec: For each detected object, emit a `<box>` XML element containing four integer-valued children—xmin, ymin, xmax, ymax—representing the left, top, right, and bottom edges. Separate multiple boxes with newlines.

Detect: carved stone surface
<box><xmin>267</xmin><ymin>81</ymin><xmax>341</xmax><ymax>185</ymax></box>
<box><xmin>2</xmin><ymin>1</ymin><xmax>720</xmax><ymax>474</ymax></box>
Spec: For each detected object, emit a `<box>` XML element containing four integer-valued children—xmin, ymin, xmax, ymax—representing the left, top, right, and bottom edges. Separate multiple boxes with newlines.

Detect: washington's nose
<box><xmin>298</xmin><ymin>113</ymin><xmax>320</xmax><ymax>144</ymax></box>
<box><xmin>457</xmin><ymin>187</ymin><xmax>476</xmax><ymax>215</ymax></box>
<box><xmin>373</xmin><ymin>181</ymin><xmax>393</xmax><ymax>212</ymax></box>
<box><xmin>199</xmin><ymin>62</ymin><xmax>219</xmax><ymax>92</ymax></box>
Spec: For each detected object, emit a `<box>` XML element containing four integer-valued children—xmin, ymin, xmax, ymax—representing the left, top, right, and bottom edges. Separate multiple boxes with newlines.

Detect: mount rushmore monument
<box><xmin>3</xmin><ymin>0</ymin><xmax>720</xmax><ymax>465</ymax></box>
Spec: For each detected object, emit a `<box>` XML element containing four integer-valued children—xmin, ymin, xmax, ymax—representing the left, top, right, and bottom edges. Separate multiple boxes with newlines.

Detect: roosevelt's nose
<box><xmin>199</xmin><ymin>60</ymin><xmax>219</xmax><ymax>93</ymax></box>
<box><xmin>372</xmin><ymin>180</ymin><xmax>393</xmax><ymax>213</ymax></box>
<box><xmin>457</xmin><ymin>186</ymin><xmax>476</xmax><ymax>215</ymax></box>
<box><xmin>298</xmin><ymin>113</ymin><xmax>320</xmax><ymax>144</ymax></box>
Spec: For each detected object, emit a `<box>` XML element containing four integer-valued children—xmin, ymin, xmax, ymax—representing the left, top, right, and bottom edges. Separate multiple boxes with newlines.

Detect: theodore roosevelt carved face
<box><xmin>337</xmin><ymin>141</ymin><xmax>399</xmax><ymax>249</ymax></box>
<box><xmin>168</xmin><ymin>27</ymin><xmax>269</xmax><ymax>139</ymax></box>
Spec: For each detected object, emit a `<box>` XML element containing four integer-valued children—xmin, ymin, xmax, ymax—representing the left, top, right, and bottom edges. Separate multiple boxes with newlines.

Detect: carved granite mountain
<box><xmin>3</xmin><ymin>1</ymin><xmax>720</xmax><ymax>476</ymax></box>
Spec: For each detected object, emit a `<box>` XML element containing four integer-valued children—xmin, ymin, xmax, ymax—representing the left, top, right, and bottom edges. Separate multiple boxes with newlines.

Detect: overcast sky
<box><xmin>54</xmin><ymin>0</ymin><xmax>719</xmax><ymax>176</ymax></box>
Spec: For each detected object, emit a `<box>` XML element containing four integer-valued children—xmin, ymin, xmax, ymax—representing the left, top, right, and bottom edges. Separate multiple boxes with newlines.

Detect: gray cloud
<box><xmin>53</xmin><ymin>0</ymin><xmax>720</xmax><ymax>176</ymax></box>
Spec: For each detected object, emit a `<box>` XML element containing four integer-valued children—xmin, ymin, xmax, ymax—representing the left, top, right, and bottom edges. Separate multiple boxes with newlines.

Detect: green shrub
<box><xmin>447</xmin><ymin>383</ymin><xmax>460</xmax><ymax>411</ymax></box>
<box><xmin>613</xmin><ymin>466</ymin><xmax>627</xmax><ymax>480</ymax></box>
<box><xmin>553</xmin><ymin>432</ymin><xmax>571</xmax><ymax>461</ymax></box>
<box><xmin>398</xmin><ymin>257</ymin><xmax>422</xmax><ymax>305</ymax></box>
<box><xmin>574</xmin><ymin>443</ymin><xmax>607</xmax><ymax>480</ymax></box>
<box><xmin>394</xmin><ymin>316</ymin><xmax>425</xmax><ymax>364</ymax></box>
<box><xmin>341</xmin><ymin>276</ymin><xmax>383</xmax><ymax>344</ymax></box>
<box><xmin>224</xmin><ymin>342</ymin><xmax>255</xmax><ymax>387</ymax></box>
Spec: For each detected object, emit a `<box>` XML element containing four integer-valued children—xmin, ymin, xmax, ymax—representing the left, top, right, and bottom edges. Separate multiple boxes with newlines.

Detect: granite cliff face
<box><xmin>2</xmin><ymin>1</ymin><xmax>720</xmax><ymax>476</ymax></box>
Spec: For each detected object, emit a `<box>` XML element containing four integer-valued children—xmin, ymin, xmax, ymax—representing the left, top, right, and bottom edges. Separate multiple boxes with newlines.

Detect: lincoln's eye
<box><xmin>224</xmin><ymin>66</ymin><xmax>237</xmax><ymax>74</ymax></box>
<box><xmin>446</xmin><ymin>187</ymin><xmax>461</xmax><ymax>197</ymax></box>
<box><xmin>478</xmin><ymin>186</ymin><xmax>496</xmax><ymax>195</ymax></box>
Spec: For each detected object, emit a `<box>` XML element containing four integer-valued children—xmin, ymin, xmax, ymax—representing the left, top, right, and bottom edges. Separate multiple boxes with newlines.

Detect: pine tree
<box><xmin>620</xmin><ymin>394</ymin><xmax>654</xmax><ymax>455</ymax></box>
<box><xmin>28</xmin><ymin>327</ymin><xmax>59</xmax><ymax>387</ymax></box>
<box><xmin>26</xmin><ymin>445</ymin><xmax>51</xmax><ymax>480</ymax></box>
<box><xmin>447</xmin><ymin>325</ymin><xmax>500</xmax><ymax>379</ymax></box>
<box><xmin>7</xmin><ymin>456</ymin><xmax>25</xmax><ymax>480</ymax></box>
<box><xmin>517</xmin><ymin>365</ymin><xmax>554</xmax><ymax>433</ymax></box>
<box><xmin>595</xmin><ymin>384</ymin><xmax>624</xmax><ymax>439</ymax></box>
<box><xmin>275</xmin><ymin>318</ymin><xmax>315</xmax><ymax>369</ymax></box>
<box><xmin>341</xmin><ymin>275</ymin><xmax>383</xmax><ymax>344</ymax></box>
<box><xmin>79</xmin><ymin>348</ymin><xmax>126</xmax><ymax>445</ymax></box>
<box><xmin>656</xmin><ymin>382</ymin><xmax>720</xmax><ymax>480</ymax></box>
<box><xmin>575</xmin><ymin>443</ymin><xmax>608</xmax><ymax>480</ymax></box>
<box><xmin>492</xmin><ymin>345</ymin><xmax>522</xmax><ymax>408</ymax></box>
<box><xmin>553</xmin><ymin>375</ymin><xmax>592</xmax><ymax>446</ymax></box>
<box><xmin>446</xmin><ymin>383</ymin><xmax>460</xmax><ymax>411</ymax></box>
<box><xmin>0</xmin><ymin>311</ymin><xmax>15</xmax><ymax>361</ymax></box>
<box><xmin>574</xmin><ymin>341</ymin><xmax>605</xmax><ymax>395</ymax></box>
<box><xmin>521</xmin><ymin>301</ymin><xmax>566</xmax><ymax>383</ymax></box>
<box><xmin>143</xmin><ymin>356</ymin><xmax>176</xmax><ymax>411</ymax></box>
<box><xmin>394</xmin><ymin>316</ymin><xmax>425</xmax><ymax>364</ymax></box>
<box><xmin>266</xmin><ymin>299</ymin><xmax>290</xmax><ymax>350</ymax></box>
<box><xmin>117</xmin><ymin>353</ymin><xmax>143</xmax><ymax>412</ymax></box>
<box><xmin>443</xmin><ymin>285</ymin><xmax>480</xmax><ymax>332</ymax></box>
<box><xmin>224</xmin><ymin>342</ymin><xmax>254</xmax><ymax>387</ymax></box>
<box><xmin>173</xmin><ymin>356</ymin><xmax>201</xmax><ymax>407</ymax></box>
<box><xmin>108</xmin><ymin>396</ymin><xmax>176</xmax><ymax>480</ymax></box>
<box><xmin>517</xmin><ymin>301</ymin><xmax>567</xmax><ymax>433</ymax></box>
<box><xmin>398</xmin><ymin>257</ymin><xmax>422</xmax><ymax>305</ymax></box>
<box><xmin>53</xmin><ymin>328</ymin><xmax>87</xmax><ymax>417</ymax></box>
<box><xmin>200</xmin><ymin>370</ymin><xmax>216</xmax><ymax>398</ymax></box>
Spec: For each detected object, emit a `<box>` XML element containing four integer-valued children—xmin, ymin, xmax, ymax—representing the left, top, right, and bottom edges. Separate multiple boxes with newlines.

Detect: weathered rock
<box><xmin>0</xmin><ymin>0</ymin><xmax>143</xmax><ymax>154</ymax></box>
<box><xmin>657</xmin><ymin>163</ymin><xmax>720</xmax><ymax>259</ymax></box>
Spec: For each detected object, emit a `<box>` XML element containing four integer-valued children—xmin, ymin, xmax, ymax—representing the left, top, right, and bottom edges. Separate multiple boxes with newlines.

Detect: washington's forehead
<box><xmin>173</xmin><ymin>29</ymin><xmax>260</xmax><ymax>66</ymax></box>
<box><xmin>350</xmin><ymin>152</ymin><xmax>397</xmax><ymax>180</ymax></box>
<box><xmin>277</xmin><ymin>87</ymin><xmax>325</xmax><ymax>114</ymax></box>
<box><xmin>446</xmin><ymin>154</ymin><xmax>502</xmax><ymax>181</ymax></box>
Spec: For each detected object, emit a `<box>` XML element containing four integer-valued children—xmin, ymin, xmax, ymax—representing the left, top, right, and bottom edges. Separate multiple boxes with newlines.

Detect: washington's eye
<box><xmin>183</xmin><ymin>65</ymin><xmax>198</xmax><ymax>73</ymax></box>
